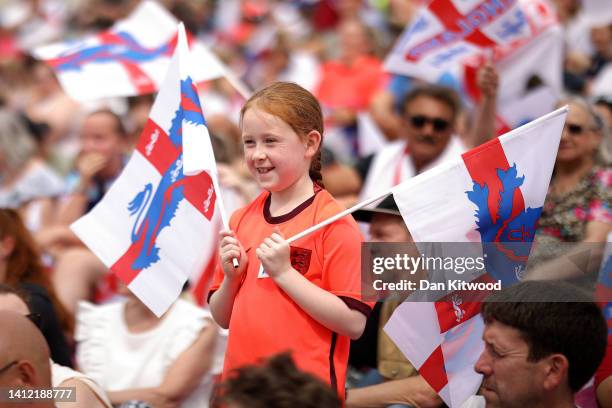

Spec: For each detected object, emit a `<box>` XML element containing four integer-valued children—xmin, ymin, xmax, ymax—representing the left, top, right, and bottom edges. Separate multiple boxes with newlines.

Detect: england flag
<box><xmin>33</xmin><ymin>1</ymin><xmax>226</xmax><ymax>101</ymax></box>
<box><xmin>384</xmin><ymin>0</ymin><xmax>557</xmax><ymax>82</ymax></box>
<box><xmin>385</xmin><ymin>107</ymin><xmax>568</xmax><ymax>406</ymax></box>
<box><xmin>71</xmin><ymin>23</ymin><xmax>220</xmax><ymax>316</ymax></box>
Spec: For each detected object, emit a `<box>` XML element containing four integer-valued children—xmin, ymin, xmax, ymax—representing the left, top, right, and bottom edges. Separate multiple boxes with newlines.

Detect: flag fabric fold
<box><xmin>384</xmin><ymin>0</ymin><xmax>557</xmax><ymax>82</ymax></box>
<box><xmin>385</xmin><ymin>107</ymin><xmax>567</xmax><ymax>407</ymax></box>
<box><xmin>33</xmin><ymin>1</ymin><xmax>226</xmax><ymax>101</ymax></box>
<box><xmin>71</xmin><ymin>23</ymin><xmax>220</xmax><ymax>316</ymax></box>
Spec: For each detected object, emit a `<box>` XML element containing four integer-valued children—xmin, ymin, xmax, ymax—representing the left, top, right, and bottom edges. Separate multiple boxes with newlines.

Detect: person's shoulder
<box><xmin>170</xmin><ymin>298</ymin><xmax>212</xmax><ymax>321</ymax></box>
<box><xmin>76</xmin><ymin>299</ymin><xmax>124</xmax><ymax>317</ymax></box>
<box><xmin>368</xmin><ymin>140</ymin><xmax>407</xmax><ymax>162</ymax></box>
<box><xmin>74</xmin><ymin>301</ymin><xmax>124</xmax><ymax>343</ymax></box>
<box><xmin>321</xmin><ymin>60</ymin><xmax>342</xmax><ymax>71</ymax></box>
<box><xmin>312</xmin><ymin>189</ymin><xmax>360</xmax><ymax>231</ymax></box>
<box><xmin>312</xmin><ymin>189</ymin><xmax>342</xmax><ymax>215</ymax></box>
<box><xmin>593</xmin><ymin>164</ymin><xmax>612</xmax><ymax>190</ymax></box>
<box><xmin>356</xmin><ymin>55</ymin><xmax>384</xmax><ymax>70</ymax></box>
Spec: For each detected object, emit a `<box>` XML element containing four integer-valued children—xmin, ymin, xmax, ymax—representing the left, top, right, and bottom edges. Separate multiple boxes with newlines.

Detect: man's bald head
<box><xmin>0</xmin><ymin>293</ymin><xmax>29</xmax><ymax>315</ymax></box>
<box><xmin>0</xmin><ymin>311</ymin><xmax>51</xmax><ymax>388</ymax></box>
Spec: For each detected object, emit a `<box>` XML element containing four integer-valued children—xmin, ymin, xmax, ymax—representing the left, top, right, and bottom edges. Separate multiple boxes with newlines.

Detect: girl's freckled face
<box><xmin>241</xmin><ymin>108</ymin><xmax>310</xmax><ymax>192</ymax></box>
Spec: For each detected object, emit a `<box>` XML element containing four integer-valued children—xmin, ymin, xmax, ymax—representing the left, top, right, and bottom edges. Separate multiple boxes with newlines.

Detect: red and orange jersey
<box><xmin>209</xmin><ymin>187</ymin><xmax>371</xmax><ymax>399</ymax></box>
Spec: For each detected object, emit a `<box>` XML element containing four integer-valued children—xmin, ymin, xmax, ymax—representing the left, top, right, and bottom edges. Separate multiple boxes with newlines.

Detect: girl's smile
<box><xmin>241</xmin><ymin>107</ymin><xmax>312</xmax><ymax>193</ymax></box>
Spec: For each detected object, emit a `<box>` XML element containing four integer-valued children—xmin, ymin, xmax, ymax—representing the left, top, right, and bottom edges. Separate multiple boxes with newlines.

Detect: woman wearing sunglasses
<box><xmin>536</xmin><ymin>98</ymin><xmax>611</xmax><ymax>246</ymax></box>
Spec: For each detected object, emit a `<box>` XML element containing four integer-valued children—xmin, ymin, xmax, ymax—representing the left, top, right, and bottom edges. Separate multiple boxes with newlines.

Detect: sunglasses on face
<box><xmin>565</xmin><ymin>123</ymin><xmax>588</xmax><ymax>136</ymax></box>
<box><xmin>407</xmin><ymin>115</ymin><xmax>451</xmax><ymax>132</ymax></box>
<box><xmin>0</xmin><ymin>360</ymin><xmax>17</xmax><ymax>375</ymax></box>
<box><xmin>27</xmin><ymin>313</ymin><xmax>42</xmax><ymax>329</ymax></box>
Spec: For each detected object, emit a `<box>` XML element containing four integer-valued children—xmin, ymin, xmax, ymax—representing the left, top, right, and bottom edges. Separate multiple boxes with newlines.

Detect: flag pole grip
<box><xmin>211</xmin><ymin>175</ymin><xmax>239</xmax><ymax>268</ymax></box>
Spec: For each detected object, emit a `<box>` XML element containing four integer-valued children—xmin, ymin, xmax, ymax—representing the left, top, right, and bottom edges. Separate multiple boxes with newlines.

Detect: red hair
<box><xmin>0</xmin><ymin>209</ymin><xmax>74</xmax><ymax>333</ymax></box>
<box><xmin>240</xmin><ymin>82</ymin><xmax>325</xmax><ymax>186</ymax></box>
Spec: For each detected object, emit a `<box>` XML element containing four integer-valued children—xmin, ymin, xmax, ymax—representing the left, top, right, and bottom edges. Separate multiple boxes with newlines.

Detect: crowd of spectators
<box><xmin>0</xmin><ymin>0</ymin><xmax>610</xmax><ymax>407</ymax></box>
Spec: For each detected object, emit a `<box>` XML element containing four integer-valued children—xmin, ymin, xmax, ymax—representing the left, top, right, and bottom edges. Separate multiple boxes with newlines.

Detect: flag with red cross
<box><xmin>71</xmin><ymin>23</ymin><xmax>220</xmax><ymax>316</ymax></box>
<box><xmin>385</xmin><ymin>107</ymin><xmax>568</xmax><ymax>406</ymax></box>
<box><xmin>33</xmin><ymin>1</ymin><xmax>225</xmax><ymax>101</ymax></box>
<box><xmin>384</xmin><ymin>0</ymin><xmax>557</xmax><ymax>82</ymax></box>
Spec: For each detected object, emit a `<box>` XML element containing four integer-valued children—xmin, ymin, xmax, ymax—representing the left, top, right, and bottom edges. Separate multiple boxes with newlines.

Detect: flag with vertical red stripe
<box><xmin>384</xmin><ymin>0</ymin><xmax>557</xmax><ymax>83</ymax></box>
<box><xmin>71</xmin><ymin>23</ymin><xmax>220</xmax><ymax>316</ymax></box>
<box><xmin>384</xmin><ymin>107</ymin><xmax>567</xmax><ymax>406</ymax></box>
<box><xmin>32</xmin><ymin>1</ymin><xmax>225</xmax><ymax>101</ymax></box>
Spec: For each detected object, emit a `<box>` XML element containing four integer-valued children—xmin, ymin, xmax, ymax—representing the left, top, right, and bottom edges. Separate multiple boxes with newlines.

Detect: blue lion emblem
<box><xmin>48</xmin><ymin>31</ymin><xmax>173</xmax><ymax>72</ymax></box>
<box><xmin>466</xmin><ymin>164</ymin><xmax>542</xmax><ymax>285</ymax></box>
<box><xmin>127</xmin><ymin>77</ymin><xmax>206</xmax><ymax>270</ymax></box>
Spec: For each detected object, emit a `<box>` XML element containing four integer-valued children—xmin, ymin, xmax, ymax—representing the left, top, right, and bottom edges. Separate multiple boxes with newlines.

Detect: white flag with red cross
<box><xmin>385</xmin><ymin>107</ymin><xmax>568</xmax><ymax>407</ymax></box>
<box><xmin>384</xmin><ymin>0</ymin><xmax>557</xmax><ymax>82</ymax></box>
<box><xmin>71</xmin><ymin>24</ymin><xmax>220</xmax><ymax>316</ymax></box>
<box><xmin>460</xmin><ymin>0</ymin><xmax>563</xmax><ymax>136</ymax></box>
<box><xmin>33</xmin><ymin>1</ymin><xmax>225</xmax><ymax>101</ymax></box>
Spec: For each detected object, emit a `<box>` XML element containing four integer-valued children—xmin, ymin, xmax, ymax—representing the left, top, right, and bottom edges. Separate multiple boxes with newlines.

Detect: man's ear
<box><xmin>14</xmin><ymin>361</ymin><xmax>39</xmax><ymax>386</ymax></box>
<box><xmin>304</xmin><ymin>130</ymin><xmax>322</xmax><ymax>158</ymax></box>
<box><xmin>541</xmin><ymin>353</ymin><xmax>569</xmax><ymax>392</ymax></box>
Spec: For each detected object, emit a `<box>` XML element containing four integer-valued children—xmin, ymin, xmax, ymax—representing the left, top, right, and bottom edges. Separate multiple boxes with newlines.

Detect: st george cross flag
<box><xmin>462</xmin><ymin>20</ymin><xmax>562</xmax><ymax>107</ymax></box>
<box><xmin>33</xmin><ymin>1</ymin><xmax>225</xmax><ymax>101</ymax></box>
<box><xmin>384</xmin><ymin>107</ymin><xmax>567</xmax><ymax>406</ymax></box>
<box><xmin>385</xmin><ymin>0</ymin><xmax>558</xmax><ymax>83</ymax></box>
<box><xmin>462</xmin><ymin>24</ymin><xmax>563</xmax><ymax>136</ymax></box>
<box><xmin>71</xmin><ymin>23</ymin><xmax>219</xmax><ymax>316</ymax></box>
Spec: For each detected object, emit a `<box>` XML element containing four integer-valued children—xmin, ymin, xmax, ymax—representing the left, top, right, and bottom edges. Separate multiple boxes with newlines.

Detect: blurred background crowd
<box><xmin>0</xmin><ymin>0</ymin><xmax>610</xmax><ymax>407</ymax></box>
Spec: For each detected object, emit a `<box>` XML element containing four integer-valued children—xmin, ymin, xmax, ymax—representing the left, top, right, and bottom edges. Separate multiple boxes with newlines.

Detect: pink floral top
<box><xmin>537</xmin><ymin>164</ymin><xmax>612</xmax><ymax>243</ymax></box>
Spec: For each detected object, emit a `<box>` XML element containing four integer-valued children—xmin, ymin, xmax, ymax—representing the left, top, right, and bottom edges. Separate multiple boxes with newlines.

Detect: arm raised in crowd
<box><xmin>465</xmin><ymin>62</ymin><xmax>499</xmax><ymax>148</ymax></box>
<box><xmin>370</xmin><ymin>90</ymin><xmax>404</xmax><ymax>141</ymax></box>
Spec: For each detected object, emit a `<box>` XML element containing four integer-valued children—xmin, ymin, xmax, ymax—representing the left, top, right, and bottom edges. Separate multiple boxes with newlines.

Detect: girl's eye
<box><xmin>243</xmin><ymin>140</ymin><xmax>255</xmax><ymax>146</ymax></box>
<box><xmin>265</xmin><ymin>138</ymin><xmax>276</xmax><ymax>144</ymax></box>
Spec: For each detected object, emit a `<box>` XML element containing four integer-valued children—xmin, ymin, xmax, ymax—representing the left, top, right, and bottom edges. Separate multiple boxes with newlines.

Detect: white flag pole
<box><xmin>257</xmin><ymin>186</ymin><xmax>395</xmax><ymax>277</ymax></box>
<box><xmin>210</xmin><ymin>174</ymin><xmax>239</xmax><ymax>268</ymax></box>
<box><xmin>286</xmin><ymin>187</ymin><xmax>394</xmax><ymax>244</ymax></box>
<box><xmin>210</xmin><ymin>174</ymin><xmax>230</xmax><ymax>230</ymax></box>
<box><xmin>222</xmin><ymin>68</ymin><xmax>252</xmax><ymax>100</ymax></box>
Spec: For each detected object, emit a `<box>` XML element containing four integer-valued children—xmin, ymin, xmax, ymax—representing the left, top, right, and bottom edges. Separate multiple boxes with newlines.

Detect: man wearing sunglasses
<box><xmin>359</xmin><ymin>65</ymin><xmax>498</xmax><ymax>205</ymax></box>
<box><xmin>0</xmin><ymin>310</ymin><xmax>54</xmax><ymax>408</ymax></box>
<box><xmin>359</xmin><ymin>84</ymin><xmax>464</xmax><ymax>202</ymax></box>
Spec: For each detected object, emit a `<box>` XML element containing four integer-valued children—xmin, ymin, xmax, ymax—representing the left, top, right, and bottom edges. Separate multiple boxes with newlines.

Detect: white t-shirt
<box><xmin>359</xmin><ymin>137</ymin><xmax>466</xmax><ymax>206</ymax></box>
<box><xmin>76</xmin><ymin>299</ymin><xmax>226</xmax><ymax>408</ymax></box>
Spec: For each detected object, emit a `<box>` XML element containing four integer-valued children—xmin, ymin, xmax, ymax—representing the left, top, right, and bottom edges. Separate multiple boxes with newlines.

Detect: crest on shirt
<box><xmin>290</xmin><ymin>246</ymin><xmax>312</xmax><ymax>275</ymax></box>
